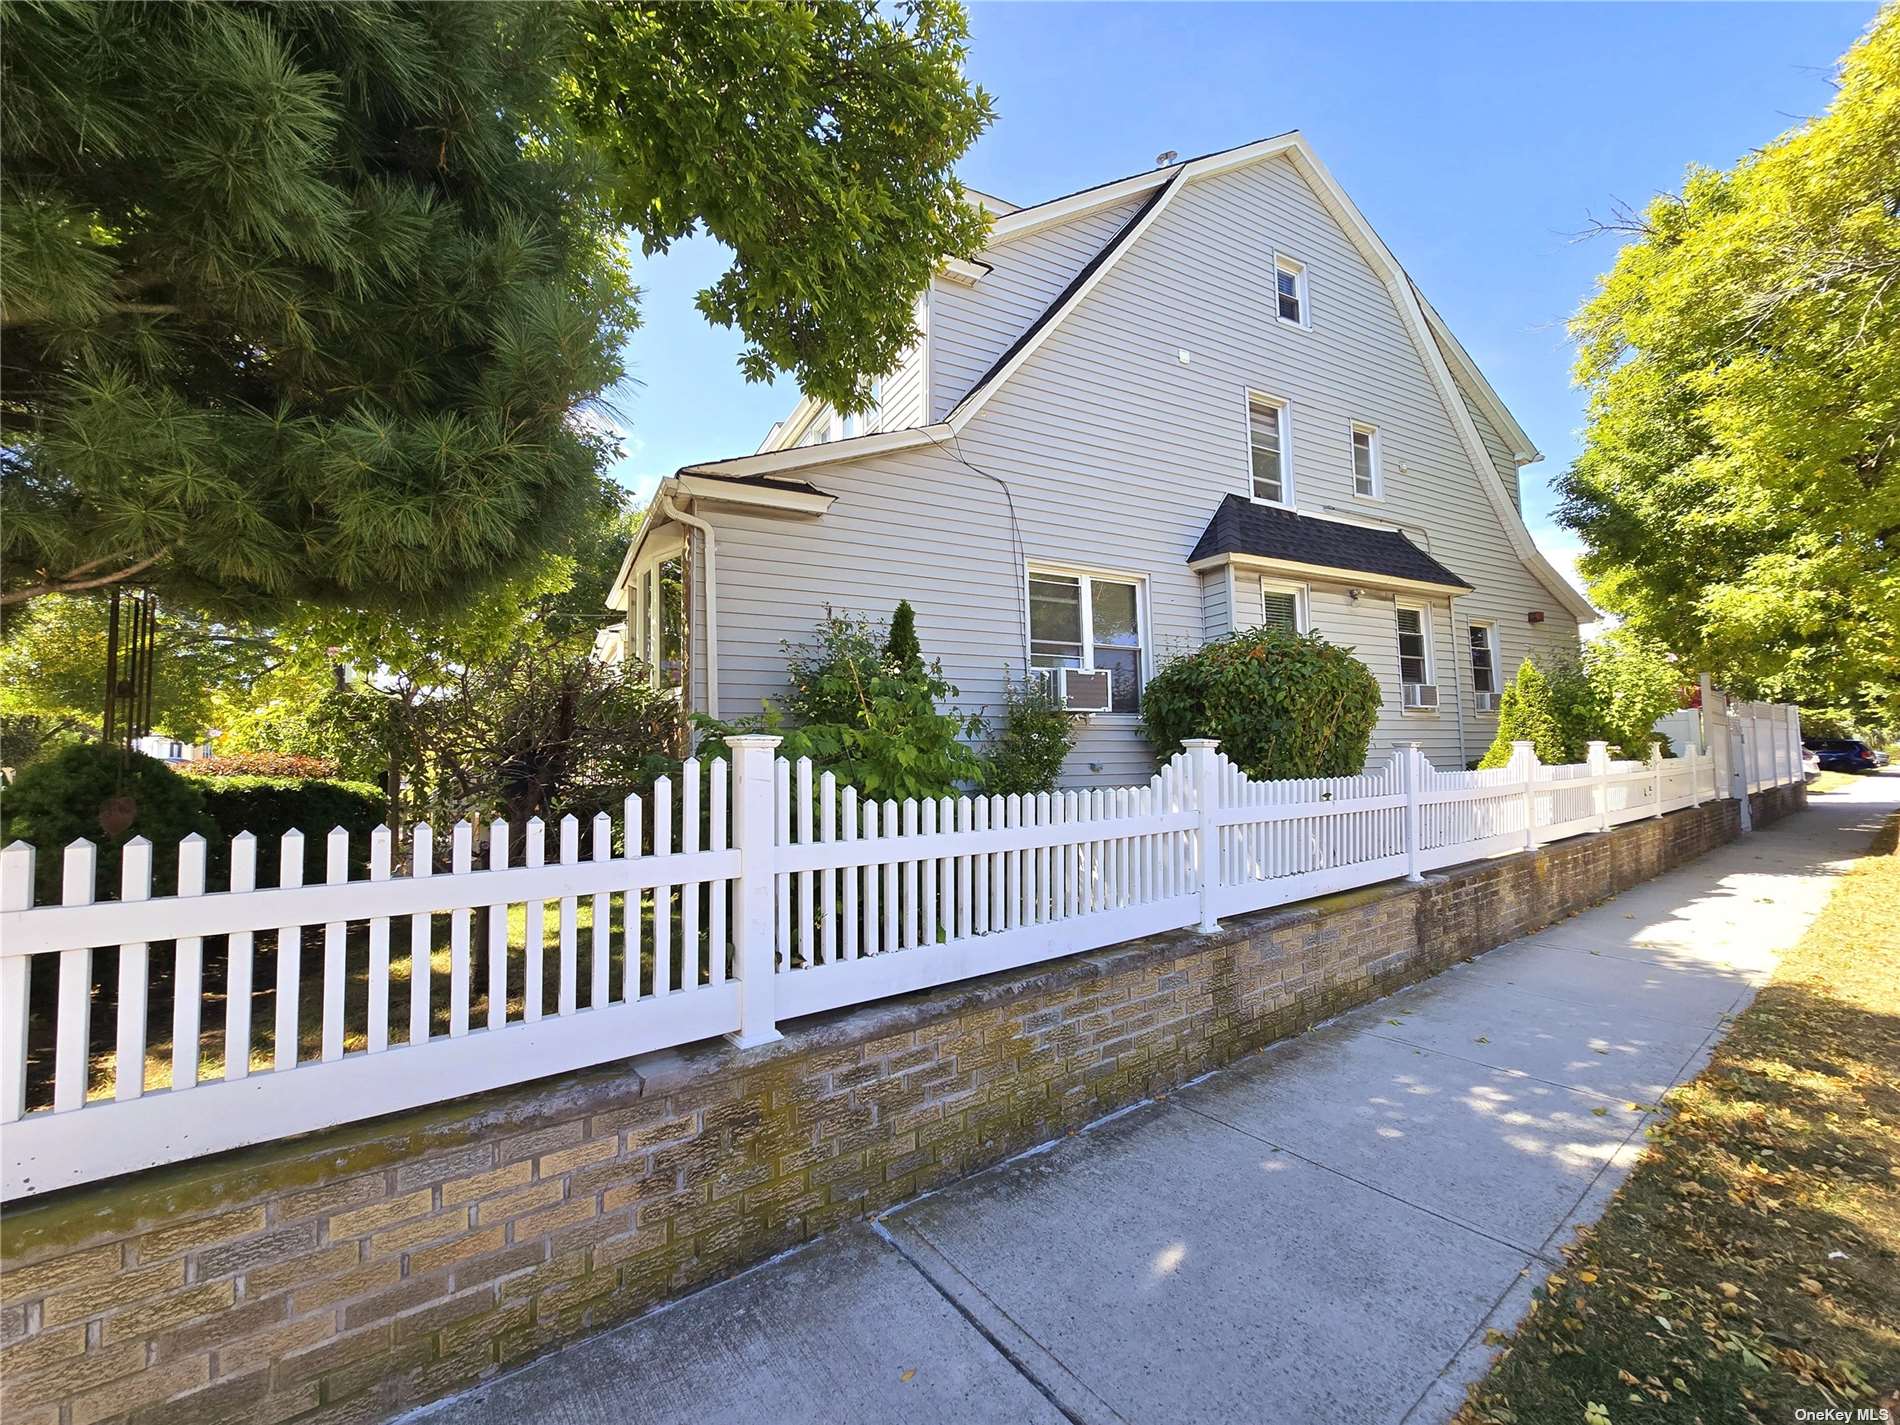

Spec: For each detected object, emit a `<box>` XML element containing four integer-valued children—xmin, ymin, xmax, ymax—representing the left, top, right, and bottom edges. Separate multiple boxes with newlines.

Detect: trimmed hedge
<box><xmin>190</xmin><ymin>774</ymin><xmax>388</xmax><ymax>887</ymax></box>
<box><xmin>1142</xmin><ymin>627</ymin><xmax>1382</xmax><ymax>780</ymax></box>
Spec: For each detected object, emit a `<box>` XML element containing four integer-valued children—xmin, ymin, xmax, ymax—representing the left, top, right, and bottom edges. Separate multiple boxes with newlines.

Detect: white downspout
<box><xmin>659</xmin><ymin>496</ymin><xmax>719</xmax><ymax>720</ymax></box>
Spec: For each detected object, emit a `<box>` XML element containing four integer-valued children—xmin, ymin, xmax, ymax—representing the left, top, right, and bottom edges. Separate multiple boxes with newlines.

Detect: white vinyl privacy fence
<box><xmin>0</xmin><ymin>722</ymin><xmax>1793</xmax><ymax>1198</ymax></box>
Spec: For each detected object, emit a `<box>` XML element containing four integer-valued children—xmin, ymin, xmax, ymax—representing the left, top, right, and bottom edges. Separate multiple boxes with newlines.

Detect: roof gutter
<box><xmin>1191</xmin><ymin>551</ymin><xmax>1473</xmax><ymax>598</ymax></box>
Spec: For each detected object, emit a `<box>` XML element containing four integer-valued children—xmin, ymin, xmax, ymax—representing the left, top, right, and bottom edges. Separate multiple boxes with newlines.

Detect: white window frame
<box><xmin>1258</xmin><ymin>577</ymin><xmax>1308</xmax><ymax>635</ymax></box>
<box><xmin>1273</xmin><ymin>252</ymin><xmax>1309</xmax><ymax>329</ymax></box>
<box><xmin>1024</xmin><ymin>562</ymin><xmax>1150</xmax><ymax>717</ymax></box>
<box><xmin>1245</xmin><ymin>390</ymin><xmax>1294</xmax><ymax>508</ymax></box>
<box><xmin>1468</xmin><ymin>620</ymin><xmax>1499</xmax><ymax>697</ymax></box>
<box><xmin>630</xmin><ymin>530</ymin><xmax>689</xmax><ymax>695</ymax></box>
<box><xmin>1350</xmin><ymin>422</ymin><xmax>1382</xmax><ymax>500</ymax></box>
<box><xmin>1395</xmin><ymin>600</ymin><xmax>1435</xmax><ymax>711</ymax></box>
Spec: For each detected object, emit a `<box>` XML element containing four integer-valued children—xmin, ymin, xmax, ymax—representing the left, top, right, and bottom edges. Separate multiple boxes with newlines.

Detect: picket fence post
<box><xmin>1650</xmin><ymin>743</ymin><xmax>1665</xmax><ymax>817</ymax></box>
<box><xmin>1688</xmin><ymin>743</ymin><xmax>1703</xmax><ymax>809</ymax></box>
<box><xmin>1185</xmin><ymin>739</ymin><xmax>1222</xmax><ymax>933</ymax></box>
<box><xmin>1402</xmin><ymin>743</ymin><xmax>1425</xmax><ymax>883</ymax></box>
<box><xmin>726</xmin><ymin>735</ymin><xmax>784</xmax><ymax>1048</ymax></box>
<box><xmin>1585</xmin><ymin>740</ymin><xmax>1610</xmax><ymax>832</ymax></box>
<box><xmin>0</xmin><ymin>841</ymin><xmax>32</xmax><ymax>1123</ymax></box>
<box><xmin>1515</xmin><ymin>741</ymin><xmax>1539</xmax><ymax>850</ymax></box>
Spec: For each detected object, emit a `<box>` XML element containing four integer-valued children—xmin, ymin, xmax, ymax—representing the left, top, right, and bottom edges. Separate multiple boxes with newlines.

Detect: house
<box><xmin>604</xmin><ymin>133</ymin><xmax>1594</xmax><ymax>782</ymax></box>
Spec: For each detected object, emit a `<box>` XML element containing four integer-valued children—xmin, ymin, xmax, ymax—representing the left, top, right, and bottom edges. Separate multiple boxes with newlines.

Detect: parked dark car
<box><xmin>1804</xmin><ymin>737</ymin><xmax>1880</xmax><ymax>773</ymax></box>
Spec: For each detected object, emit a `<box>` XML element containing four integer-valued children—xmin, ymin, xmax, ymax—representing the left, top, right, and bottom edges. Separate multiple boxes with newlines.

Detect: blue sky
<box><xmin>605</xmin><ymin>1</ymin><xmax>1875</xmax><ymax>585</ymax></box>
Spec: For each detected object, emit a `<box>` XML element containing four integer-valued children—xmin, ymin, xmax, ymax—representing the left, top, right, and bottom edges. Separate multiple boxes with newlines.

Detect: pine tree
<box><xmin>2</xmin><ymin>2</ymin><xmax>635</xmax><ymax>615</ymax></box>
<box><xmin>884</xmin><ymin>599</ymin><xmax>924</xmax><ymax>677</ymax></box>
<box><xmin>1478</xmin><ymin>660</ymin><xmax>1568</xmax><ymax>769</ymax></box>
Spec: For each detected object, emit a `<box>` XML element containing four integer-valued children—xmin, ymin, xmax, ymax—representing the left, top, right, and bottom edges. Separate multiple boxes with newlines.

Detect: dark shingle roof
<box><xmin>1188</xmin><ymin>495</ymin><xmax>1472</xmax><ymax>591</ymax></box>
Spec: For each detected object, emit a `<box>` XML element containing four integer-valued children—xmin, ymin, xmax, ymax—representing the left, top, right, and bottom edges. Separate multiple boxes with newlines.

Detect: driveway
<box><xmin>412</xmin><ymin>773</ymin><xmax>1898</xmax><ymax>1425</ymax></box>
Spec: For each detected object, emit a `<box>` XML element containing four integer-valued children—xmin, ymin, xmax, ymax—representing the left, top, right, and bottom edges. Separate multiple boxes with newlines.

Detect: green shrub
<box><xmin>1481</xmin><ymin>631</ymin><xmax>1684</xmax><ymax>768</ymax></box>
<box><xmin>0</xmin><ymin>742</ymin><xmax>218</xmax><ymax>900</ymax></box>
<box><xmin>1141</xmin><ymin>628</ymin><xmax>1381</xmax><ymax>779</ymax></box>
<box><xmin>191</xmin><ymin>775</ymin><xmax>388</xmax><ymax>887</ymax></box>
<box><xmin>1478</xmin><ymin>660</ymin><xmax>1569</xmax><ymax>768</ymax></box>
<box><xmin>983</xmin><ymin>673</ymin><xmax>1079</xmax><ymax>795</ymax></box>
<box><xmin>696</xmin><ymin>603</ymin><xmax>983</xmax><ymax>802</ymax></box>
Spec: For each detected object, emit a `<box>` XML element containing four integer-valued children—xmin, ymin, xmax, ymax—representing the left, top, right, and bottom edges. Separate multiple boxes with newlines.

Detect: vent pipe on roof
<box><xmin>1156</xmin><ymin>150</ymin><xmax>1178</xmax><ymax>168</ymax></box>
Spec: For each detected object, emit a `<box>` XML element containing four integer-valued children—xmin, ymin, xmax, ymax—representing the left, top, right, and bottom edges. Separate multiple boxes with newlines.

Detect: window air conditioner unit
<box><xmin>1058</xmin><ymin>667</ymin><xmax>1113</xmax><ymax>713</ymax></box>
<box><xmin>1403</xmin><ymin>683</ymin><xmax>1439</xmax><ymax>711</ymax></box>
<box><xmin>1474</xmin><ymin>690</ymin><xmax>1501</xmax><ymax>713</ymax></box>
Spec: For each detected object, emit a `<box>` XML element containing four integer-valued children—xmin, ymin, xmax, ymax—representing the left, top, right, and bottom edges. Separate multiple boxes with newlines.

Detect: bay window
<box><xmin>628</xmin><ymin>542</ymin><xmax>687</xmax><ymax>691</ymax></box>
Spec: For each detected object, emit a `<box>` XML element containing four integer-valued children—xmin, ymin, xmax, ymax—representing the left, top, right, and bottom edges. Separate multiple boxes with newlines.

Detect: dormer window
<box><xmin>1274</xmin><ymin>255</ymin><xmax>1307</xmax><ymax>326</ymax></box>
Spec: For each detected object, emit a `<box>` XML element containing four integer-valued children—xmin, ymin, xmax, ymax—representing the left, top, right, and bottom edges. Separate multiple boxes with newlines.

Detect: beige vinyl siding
<box><xmin>687</xmin><ymin>528</ymin><xmax>710</xmax><ymax>716</ymax></box>
<box><xmin>928</xmin><ymin>196</ymin><xmax>1150</xmax><ymax>421</ymax></box>
<box><xmin>1460</xmin><ymin>393</ymin><xmax>1523</xmax><ymax>513</ymax></box>
<box><xmin>1199</xmin><ymin>567</ymin><xmax>1231</xmax><ymax>645</ymax></box>
<box><xmin>876</xmin><ymin>295</ymin><xmax>930</xmax><ymax>431</ymax></box>
<box><xmin>692</xmin><ymin>151</ymin><xmax>1578</xmax><ymax>783</ymax></box>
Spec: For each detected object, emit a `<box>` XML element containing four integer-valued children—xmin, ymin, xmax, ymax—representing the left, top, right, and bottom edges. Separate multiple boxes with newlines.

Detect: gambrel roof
<box><xmin>670</xmin><ymin>133</ymin><xmax>1593</xmax><ymax>623</ymax></box>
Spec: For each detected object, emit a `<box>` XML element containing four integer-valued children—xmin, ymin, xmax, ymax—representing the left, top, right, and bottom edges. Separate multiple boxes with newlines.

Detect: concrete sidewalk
<box><xmin>414</xmin><ymin>774</ymin><xmax>1898</xmax><ymax>1425</ymax></box>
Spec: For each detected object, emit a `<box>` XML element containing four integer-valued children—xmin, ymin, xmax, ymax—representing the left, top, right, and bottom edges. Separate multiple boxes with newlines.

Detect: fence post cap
<box><xmin>723</xmin><ymin>734</ymin><xmax>783</xmax><ymax>750</ymax></box>
<box><xmin>1181</xmin><ymin>738</ymin><xmax>1220</xmax><ymax>750</ymax></box>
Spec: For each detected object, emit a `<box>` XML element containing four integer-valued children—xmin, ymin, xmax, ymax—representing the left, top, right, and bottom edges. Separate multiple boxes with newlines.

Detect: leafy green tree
<box><xmin>1478</xmin><ymin>660</ymin><xmax>1568</xmax><ymax>769</ymax></box>
<box><xmin>0</xmin><ymin>595</ymin><xmax>275</xmax><ymax>741</ymax></box>
<box><xmin>1582</xmin><ymin>629</ymin><xmax>1684</xmax><ymax>758</ymax></box>
<box><xmin>1559</xmin><ymin>9</ymin><xmax>1900</xmax><ymax>723</ymax></box>
<box><xmin>565</xmin><ymin>0</ymin><xmax>995</xmax><ymax>413</ymax></box>
<box><xmin>3</xmin><ymin>2</ymin><xmax>636</xmax><ymax>613</ymax></box>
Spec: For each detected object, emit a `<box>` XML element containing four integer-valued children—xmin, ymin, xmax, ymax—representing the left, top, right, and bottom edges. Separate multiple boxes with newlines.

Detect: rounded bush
<box><xmin>0</xmin><ymin>742</ymin><xmax>218</xmax><ymax>900</ymax></box>
<box><xmin>1141</xmin><ymin>628</ymin><xmax>1381</xmax><ymax>779</ymax></box>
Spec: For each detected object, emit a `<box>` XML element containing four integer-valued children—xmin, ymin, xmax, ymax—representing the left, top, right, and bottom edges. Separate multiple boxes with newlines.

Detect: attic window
<box><xmin>1274</xmin><ymin>255</ymin><xmax>1307</xmax><ymax>326</ymax></box>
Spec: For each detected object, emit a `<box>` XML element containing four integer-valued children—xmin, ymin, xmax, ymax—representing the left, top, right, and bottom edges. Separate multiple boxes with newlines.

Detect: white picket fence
<box><xmin>0</xmin><ymin>729</ymin><xmax>1778</xmax><ymax>1198</ymax></box>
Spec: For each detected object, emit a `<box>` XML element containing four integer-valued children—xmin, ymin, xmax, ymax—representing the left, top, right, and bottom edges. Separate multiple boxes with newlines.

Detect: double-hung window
<box><xmin>1028</xmin><ymin>569</ymin><xmax>1144</xmax><ymax>713</ymax></box>
<box><xmin>1274</xmin><ymin>255</ymin><xmax>1307</xmax><ymax>326</ymax></box>
<box><xmin>1259</xmin><ymin>579</ymin><xmax>1305</xmax><ymax>635</ymax></box>
<box><xmin>1395</xmin><ymin>604</ymin><xmax>1432</xmax><ymax>692</ymax></box>
<box><xmin>1248</xmin><ymin>394</ymin><xmax>1290</xmax><ymax>505</ymax></box>
<box><xmin>1468</xmin><ymin>622</ymin><xmax>1498</xmax><ymax>697</ymax></box>
<box><xmin>1351</xmin><ymin>424</ymin><xmax>1381</xmax><ymax>499</ymax></box>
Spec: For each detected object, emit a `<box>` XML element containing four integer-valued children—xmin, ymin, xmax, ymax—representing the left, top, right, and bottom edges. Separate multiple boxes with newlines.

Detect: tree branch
<box><xmin>0</xmin><ymin>548</ymin><xmax>170</xmax><ymax>605</ymax></box>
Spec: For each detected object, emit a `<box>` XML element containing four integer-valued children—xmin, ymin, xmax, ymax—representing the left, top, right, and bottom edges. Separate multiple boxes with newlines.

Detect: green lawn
<box><xmin>1457</xmin><ymin>815</ymin><xmax>1900</xmax><ymax>1425</ymax></box>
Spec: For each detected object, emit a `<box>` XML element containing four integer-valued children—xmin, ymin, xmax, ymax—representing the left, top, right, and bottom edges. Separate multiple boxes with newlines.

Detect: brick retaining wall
<box><xmin>0</xmin><ymin>787</ymin><xmax>1801</xmax><ymax>1425</ymax></box>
